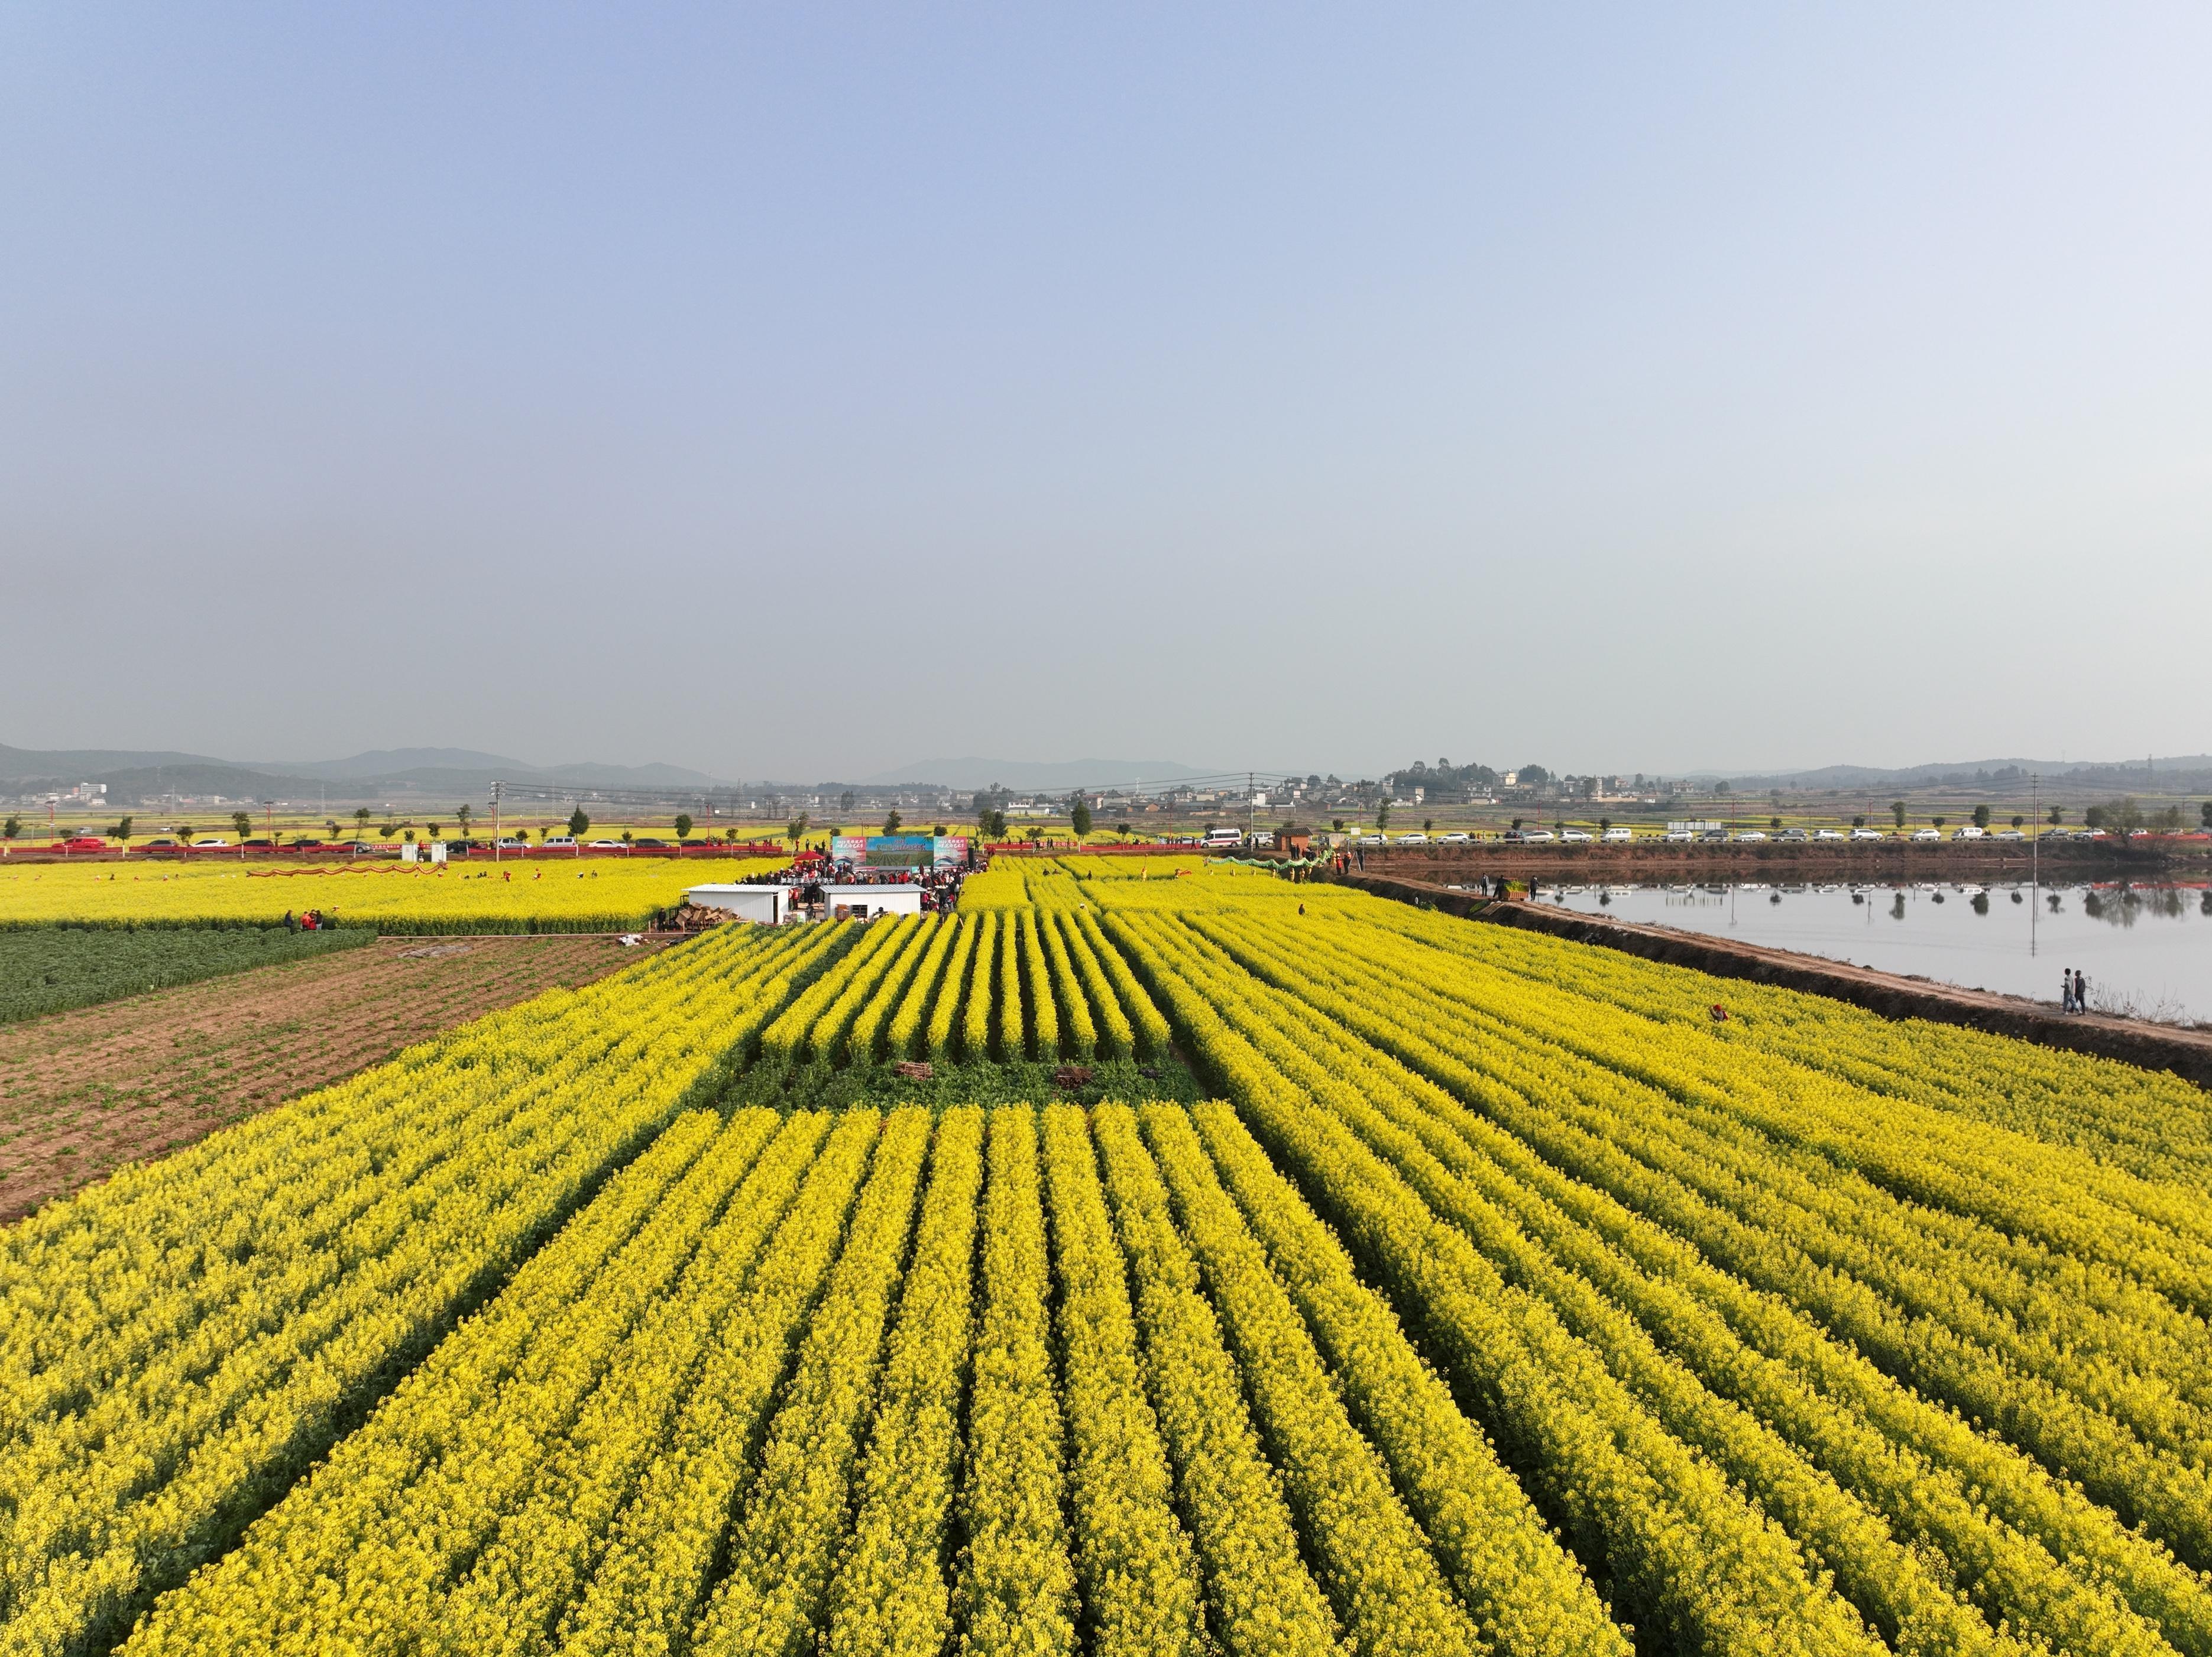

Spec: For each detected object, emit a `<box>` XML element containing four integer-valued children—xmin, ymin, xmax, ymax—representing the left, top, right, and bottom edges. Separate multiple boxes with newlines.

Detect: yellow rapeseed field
<box><xmin>5</xmin><ymin>850</ymin><xmax>2210</xmax><ymax>1656</ymax></box>
<box><xmin>0</xmin><ymin>857</ymin><xmax>785</xmax><ymax>933</ymax></box>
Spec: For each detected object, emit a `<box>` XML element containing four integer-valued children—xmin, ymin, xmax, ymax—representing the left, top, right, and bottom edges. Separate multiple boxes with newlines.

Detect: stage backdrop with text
<box><xmin>830</xmin><ymin>834</ymin><xmax>957</xmax><ymax>868</ymax></box>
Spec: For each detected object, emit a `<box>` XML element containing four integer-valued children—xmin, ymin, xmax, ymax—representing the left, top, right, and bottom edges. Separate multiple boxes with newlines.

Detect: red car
<box><xmin>54</xmin><ymin>837</ymin><xmax>108</xmax><ymax>853</ymax></box>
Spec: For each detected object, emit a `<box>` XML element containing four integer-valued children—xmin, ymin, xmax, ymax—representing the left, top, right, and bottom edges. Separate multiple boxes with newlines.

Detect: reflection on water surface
<box><xmin>1536</xmin><ymin>880</ymin><xmax>2212</xmax><ymax>1024</ymax></box>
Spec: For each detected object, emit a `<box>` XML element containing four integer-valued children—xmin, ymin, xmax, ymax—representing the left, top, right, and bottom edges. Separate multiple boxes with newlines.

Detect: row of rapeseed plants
<box><xmin>6</xmin><ymin>856</ymin><xmax>2212</xmax><ymax>1655</ymax></box>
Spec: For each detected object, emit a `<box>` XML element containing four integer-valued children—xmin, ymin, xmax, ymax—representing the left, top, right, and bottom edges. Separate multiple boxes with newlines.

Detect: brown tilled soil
<box><xmin>0</xmin><ymin>934</ymin><xmax>665</xmax><ymax>1223</ymax></box>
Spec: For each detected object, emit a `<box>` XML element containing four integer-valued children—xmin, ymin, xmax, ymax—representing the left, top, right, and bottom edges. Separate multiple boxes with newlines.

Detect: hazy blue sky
<box><xmin>5</xmin><ymin>4</ymin><xmax>2208</xmax><ymax>782</ymax></box>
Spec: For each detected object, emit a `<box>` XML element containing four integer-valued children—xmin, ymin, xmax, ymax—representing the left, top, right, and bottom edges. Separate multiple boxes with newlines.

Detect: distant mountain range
<box><xmin>12</xmin><ymin>739</ymin><xmax>2203</xmax><ymax>811</ymax></box>
<box><xmin>0</xmin><ymin>743</ymin><xmax>728</xmax><ymax>805</ymax></box>
<box><xmin>1</xmin><ymin>742</ymin><xmax>1231</xmax><ymax>806</ymax></box>
<box><xmin>858</xmin><ymin>758</ymin><xmax>1218</xmax><ymax>791</ymax></box>
<box><xmin>256</xmin><ymin>747</ymin><xmax>723</xmax><ymax>787</ymax></box>
<box><xmin>1701</xmin><ymin>756</ymin><xmax>2212</xmax><ymax>788</ymax></box>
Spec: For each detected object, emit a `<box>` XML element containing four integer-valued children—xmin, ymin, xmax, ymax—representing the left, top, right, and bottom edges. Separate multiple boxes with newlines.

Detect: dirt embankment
<box><xmin>1343</xmin><ymin>840</ymin><xmax>2207</xmax><ymax>883</ymax></box>
<box><xmin>0</xmin><ymin>933</ymin><xmax>663</xmax><ymax>1224</ymax></box>
<box><xmin>1327</xmin><ymin>870</ymin><xmax>2212</xmax><ymax>1090</ymax></box>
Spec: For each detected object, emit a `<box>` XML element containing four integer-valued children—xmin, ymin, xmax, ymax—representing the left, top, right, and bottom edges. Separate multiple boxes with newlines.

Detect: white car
<box><xmin>497</xmin><ymin>837</ymin><xmax>533</xmax><ymax>851</ymax></box>
<box><xmin>1560</xmin><ymin>828</ymin><xmax>1593</xmax><ymax>844</ymax></box>
<box><xmin>1952</xmin><ymin>826</ymin><xmax>1984</xmax><ymax>840</ymax></box>
<box><xmin>1730</xmin><ymin>830</ymin><xmax>1767</xmax><ymax>843</ymax></box>
<box><xmin>1663</xmin><ymin>828</ymin><xmax>1695</xmax><ymax>843</ymax></box>
<box><xmin>540</xmin><ymin>836</ymin><xmax>578</xmax><ymax>849</ymax></box>
<box><xmin>1601</xmin><ymin>827</ymin><xmax>1633</xmax><ymax>843</ymax></box>
<box><xmin>1439</xmin><ymin>831</ymin><xmax>1470</xmax><ymax>844</ymax></box>
<box><xmin>1814</xmin><ymin>828</ymin><xmax>1847</xmax><ymax>842</ymax></box>
<box><xmin>1910</xmin><ymin>828</ymin><xmax>1940</xmax><ymax>843</ymax></box>
<box><xmin>1849</xmin><ymin>827</ymin><xmax>1884</xmax><ymax>842</ymax></box>
<box><xmin>587</xmin><ymin>839</ymin><xmax>629</xmax><ymax>850</ymax></box>
<box><xmin>1395</xmin><ymin>833</ymin><xmax>1429</xmax><ymax>845</ymax></box>
<box><xmin>190</xmin><ymin>837</ymin><xmax>231</xmax><ymax>848</ymax></box>
<box><xmin>1357</xmin><ymin>833</ymin><xmax>1385</xmax><ymax>846</ymax></box>
<box><xmin>1520</xmin><ymin>829</ymin><xmax>1556</xmax><ymax>844</ymax></box>
<box><xmin>1991</xmin><ymin>828</ymin><xmax>2025</xmax><ymax>842</ymax></box>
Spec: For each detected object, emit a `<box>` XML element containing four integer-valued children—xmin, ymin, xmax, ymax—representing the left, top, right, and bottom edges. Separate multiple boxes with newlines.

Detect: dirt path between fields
<box><xmin>0</xmin><ymin>934</ymin><xmax>666</xmax><ymax>1223</ymax></box>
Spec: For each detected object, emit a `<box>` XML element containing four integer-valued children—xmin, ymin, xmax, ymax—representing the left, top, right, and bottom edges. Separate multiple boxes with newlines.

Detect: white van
<box><xmin>1601</xmin><ymin>827</ymin><xmax>1633</xmax><ymax>844</ymax></box>
<box><xmin>1203</xmin><ymin>827</ymin><xmax>1242</xmax><ymax>848</ymax></box>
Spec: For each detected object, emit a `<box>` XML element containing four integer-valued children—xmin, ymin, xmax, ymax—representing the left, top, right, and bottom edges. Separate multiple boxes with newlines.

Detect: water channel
<box><xmin>1535</xmin><ymin>878</ymin><xmax>2212</xmax><ymax>1025</ymax></box>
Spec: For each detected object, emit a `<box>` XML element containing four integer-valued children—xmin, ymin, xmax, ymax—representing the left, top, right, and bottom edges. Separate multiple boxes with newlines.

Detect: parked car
<box><xmin>1601</xmin><ymin>826</ymin><xmax>1633</xmax><ymax>843</ymax></box>
<box><xmin>587</xmin><ymin>839</ymin><xmax>629</xmax><ymax>850</ymax></box>
<box><xmin>1730</xmin><ymin>830</ymin><xmax>1767</xmax><ymax>843</ymax></box>
<box><xmin>141</xmin><ymin>837</ymin><xmax>181</xmax><ymax>848</ymax></box>
<box><xmin>1395</xmin><ymin>833</ymin><xmax>1428</xmax><ymax>845</ymax></box>
<box><xmin>290</xmin><ymin>838</ymin><xmax>325</xmax><ymax>849</ymax></box>
<box><xmin>496</xmin><ymin>837</ymin><xmax>533</xmax><ymax>852</ymax></box>
<box><xmin>1910</xmin><ymin>827</ymin><xmax>1940</xmax><ymax>843</ymax></box>
<box><xmin>1521</xmin><ymin>829</ymin><xmax>1556</xmax><ymax>844</ymax></box>
<box><xmin>631</xmin><ymin>837</ymin><xmax>671</xmax><ymax>849</ymax></box>
<box><xmin>53</xmin><ymin>836</ymin><xmax>107</xmax><ymax>852</ymax></box>
<box><xmin>1356</xmin><ymin>834</ymin><xmax>1385</xmax><ymax>846</ymax></box>
<box><xmin>1439</xmin><ymin>831</ymin><xmax>1470</xmax><ymax>844</ymax></box>
<box><xmin>1849</xmin><ymin>827</ymin><xmax>1884</xmax><ymax>842</ymax></box>
<box><xmin>1813</xmin><ymin>828</ymin><xmax>1847</xmax><ymax>842</ymax></box>
<box><xmin>242</xmin><ymin>838</ymin><xmax>276</xmax><ymax>849</ymax></box>
<box><xmin>1698</xmin><ymin>828</ymin><xmax>1730</xmax><ymax>843</ymax></box>
<box><xmin>190</xmin><ymin>837</ymin><xmax>231</xmax><ymax>849</ymax></box>
<box><xmin>1560</xmin><ymin>828</ymin><xmax>1593</xmax><ymax>844</ymax></box>
<box><xmin>1777</xmin><ymin>827</ymin><xmax>1809</xmax><ymax>842</ymax></box>
<box><xmin>1952</xmin><ymin>826</ymin><xmax>1984</xmax><ymax>840</ymax></box>
<box><xmin>1664</xmin><ymin>828</ymin><xmax>1695</xmax><ymax>843</ymax></box>
<box><xmin>1992</xmin><ymin>828</ymin><xmax>2026</xmax><ymax>841</ymax></box>
<box><xmin>541</xmin><ymin>836</ymin><xmax>578</xmax><ymax>849</ymax></box>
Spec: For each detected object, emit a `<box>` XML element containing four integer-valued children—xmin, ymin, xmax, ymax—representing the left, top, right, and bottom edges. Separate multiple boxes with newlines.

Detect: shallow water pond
<box><xmin>1535</xmin><ymin>879</ymin><xmax>2212</xmax><ymax>1024</ymax></box>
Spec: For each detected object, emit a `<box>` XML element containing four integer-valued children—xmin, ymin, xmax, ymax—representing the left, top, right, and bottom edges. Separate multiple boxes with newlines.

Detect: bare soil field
<box><xmin>0</xmin><ymin>933</ymin><xmax>663</xmax><ymax>1222</ymax></box>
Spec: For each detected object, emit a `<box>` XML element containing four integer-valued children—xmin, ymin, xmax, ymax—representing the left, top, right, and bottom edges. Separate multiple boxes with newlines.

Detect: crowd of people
<box><xmin>758</xmin><ymin>855</ymin><xmax>973</xmax><ymax>913</ymax></box>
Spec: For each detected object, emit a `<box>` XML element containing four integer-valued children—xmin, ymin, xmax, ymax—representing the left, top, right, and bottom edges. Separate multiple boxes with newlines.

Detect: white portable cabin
<box><xmin>684</xmin><ymin>883</ymin><xmax>791</xmax><ymax>924</ymax></box>
<box><xmin>820</xmin><ymin>883</ymin><xmax>925</xmax><ymax>918</ymax></box>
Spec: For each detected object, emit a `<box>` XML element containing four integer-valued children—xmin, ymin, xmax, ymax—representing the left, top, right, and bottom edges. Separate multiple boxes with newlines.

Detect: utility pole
<box><xmin>2030</xmin><ymin>772</ymin><xmax>2039</xmax><ymax>959</ymax></box>
<box><xmin>1248</xmin><ymin>770</ymin><xmax>1256</xmax><ymax>842</ymax></box>
<box><xmin>492</xmin><ymin>781</ymin><xmax>504</xmax><ymax>863</ymax></box>
<box><xmin>263</xmin><ymin>800</ymin><xmax>274</xmax><ymax>843</ymax></box>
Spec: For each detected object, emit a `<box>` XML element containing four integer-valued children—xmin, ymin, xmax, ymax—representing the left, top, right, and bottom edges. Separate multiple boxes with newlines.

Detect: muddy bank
<box><xmin>1325</xmin><ymin>870</ymin><xmax>2212</xmax><ymax>1090</ymax></box>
